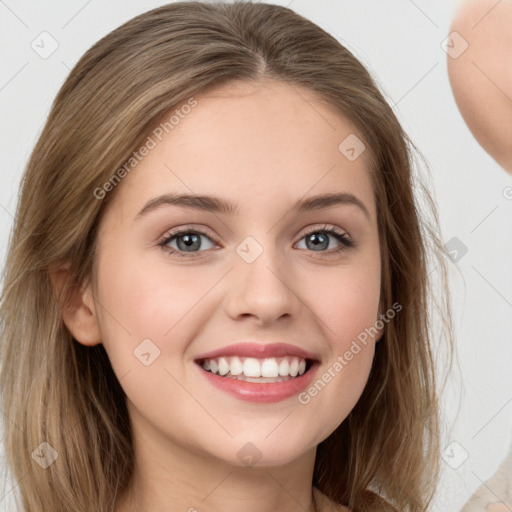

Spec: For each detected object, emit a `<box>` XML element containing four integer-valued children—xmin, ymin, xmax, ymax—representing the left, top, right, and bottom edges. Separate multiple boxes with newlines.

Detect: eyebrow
<box><xmin>135</xmin><ymin>191</ymin><xmax>371</xmax><ymax>221</ymax></box>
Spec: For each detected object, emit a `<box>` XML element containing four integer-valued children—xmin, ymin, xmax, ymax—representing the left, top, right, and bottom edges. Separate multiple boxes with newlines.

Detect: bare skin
<box><xmin>55</xmin><ymin>79</ymin><xmax>382</xmax><ymax>512</ymax></box>
<box><xmin>447</xmin><ymin>0</ymin><xmax>512</xmax><ymax>172</ymax></box>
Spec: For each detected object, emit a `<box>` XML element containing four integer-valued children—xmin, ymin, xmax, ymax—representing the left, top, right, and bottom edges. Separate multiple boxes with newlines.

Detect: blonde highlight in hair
<box><xmin>0</xmin><ymin>2</ymin><xmax>453</xmax><ymax>511</ymax></box>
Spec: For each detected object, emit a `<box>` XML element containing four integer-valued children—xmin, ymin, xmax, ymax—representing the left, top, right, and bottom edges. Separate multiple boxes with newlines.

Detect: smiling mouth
<box><xmin>195</xmin><ymin>355</ymin><xmax>315</xmax><ymax>383</ymax></box>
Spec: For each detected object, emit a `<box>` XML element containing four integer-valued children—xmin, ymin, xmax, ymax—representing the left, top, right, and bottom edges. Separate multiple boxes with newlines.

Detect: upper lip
<box><xmin>195</xmin><ymin>342</ymin><xmax>320</xmax><ymax>362</ymax></box>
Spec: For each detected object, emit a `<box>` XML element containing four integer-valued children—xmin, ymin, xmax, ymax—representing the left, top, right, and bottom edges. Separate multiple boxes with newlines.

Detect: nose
<box><xmin>223</xmin><ymin>242</ymin><xmax>301</xmax><ymax>325</ymax></box>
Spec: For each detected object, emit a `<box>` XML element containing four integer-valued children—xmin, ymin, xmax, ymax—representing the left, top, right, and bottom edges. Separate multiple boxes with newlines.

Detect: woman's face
<box><xmin>89</xmin><ymin>79</ymin><xmax>382</xmax><ymax>467</ymax></box>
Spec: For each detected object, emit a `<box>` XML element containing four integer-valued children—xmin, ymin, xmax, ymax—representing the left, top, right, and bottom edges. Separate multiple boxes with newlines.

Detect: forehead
<box><xmin>105</xmin><ymin>79</ymin><xmax>376</xmax><ymax>221</ymax></box>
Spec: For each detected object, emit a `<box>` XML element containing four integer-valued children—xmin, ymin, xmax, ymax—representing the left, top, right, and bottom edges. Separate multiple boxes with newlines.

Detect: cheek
<box><xmin>93</xmin><ymin>250</ymin><xmax>217</xmax><ymax>415</ymax></box>
<box><xmin>97</xmin><ymin>248</ymin><xmax>213</xmax><ymax>340</ymax></box>
<box><xmin>312</xmin><ymin>260</ymin><xmax>381</xmax><ymax>348</ymax></box>
<box><xmin>322</xmin><ymin>276</ymin><xmax>379</xmax><ymax>369</ymax></box>
<box><xmin>296</xmin><ymin>254</ymin><xmax>381</xmax><ymax>418</ymax></box>
<box><xmin>93</xmin><ymin>246</ymin><xmax>219</xmax><ymax>386</ymax></box>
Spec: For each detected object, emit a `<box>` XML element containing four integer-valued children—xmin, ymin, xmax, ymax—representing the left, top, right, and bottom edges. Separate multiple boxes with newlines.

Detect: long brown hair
<box><xmin>0</xmin><ymin>2</ymin><xmax>453</xmax><ymax>511</ymax></box>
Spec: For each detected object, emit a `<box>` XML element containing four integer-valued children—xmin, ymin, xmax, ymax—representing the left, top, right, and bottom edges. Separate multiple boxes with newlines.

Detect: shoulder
<box><xmin>360</xmin><ymin>490</ymin><xmax>399</xmax><ymax>511</ymax></box>
<box><xmin>314</xmin><ymin>488</ymin><xmax>398</xmax><ymax>512</ymax></box>
<box><xmin>313</xmin><ymin>487</ymin><xmax>349</xmax><ymax>512</ymax></box>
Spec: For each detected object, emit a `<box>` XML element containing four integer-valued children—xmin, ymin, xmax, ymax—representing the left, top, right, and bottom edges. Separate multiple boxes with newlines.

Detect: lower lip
<box><xmin>195</xmin><ymin>362</ymin><xmax>320</xmax><ymax>403</ymax></box>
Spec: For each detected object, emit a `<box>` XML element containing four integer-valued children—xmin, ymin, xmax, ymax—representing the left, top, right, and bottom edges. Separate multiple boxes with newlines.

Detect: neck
<box><xmin>114</xmin><ymin>409</ymin><xmax>320</xmax><ymax>512</ymax></box>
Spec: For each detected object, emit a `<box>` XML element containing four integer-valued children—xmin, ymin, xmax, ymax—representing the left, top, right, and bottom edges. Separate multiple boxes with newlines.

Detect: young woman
<box><xmin>0</xmin><ymin>2</ymin><xmax>453</xmax><ymax>511</ymax></box>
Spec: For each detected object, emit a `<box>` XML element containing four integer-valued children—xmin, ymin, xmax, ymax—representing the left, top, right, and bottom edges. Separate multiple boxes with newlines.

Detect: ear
<box><xmin>50</xmin><ymin>261</ymin><xmax>102</xmax><ymax>346</ymax></box>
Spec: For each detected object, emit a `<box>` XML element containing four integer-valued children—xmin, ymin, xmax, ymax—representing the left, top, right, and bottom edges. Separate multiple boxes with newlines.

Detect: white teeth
<box><xmin>217</xmin><ymin>357</ymin><xmax>230</xmax><ymax>376</ymax></box>
<box><xmin>243</xmin><ymin>358</ymin><xmax>261</xmax><ymax>377</ymax></box>
<box><xmin>261</xmin><ymin>358</ymin><xmax>279</xmax><ymax>378</ymax></box>
<box><xmin>229</xmin><ymin>356</ymin><xmax>243</xmax><ymax>376</ymax></box>
<box><xmin>228</xmin><ymin>375</ymin><xmax>291</xmax><ymax>383</ymax></box>
<box><xmin>200</xmin><ymin>356</ymin><xmax>309</xmax><ymax>379</ymax></box>
<box><xmin>278</xmin><ymin>359</ymin><xmax>289</xmax><ymax>376</ymax></box>
<box><xmin>289</xmin><ymin>359</ymin><xmax>299</xmax><ymax>377</ymax></box>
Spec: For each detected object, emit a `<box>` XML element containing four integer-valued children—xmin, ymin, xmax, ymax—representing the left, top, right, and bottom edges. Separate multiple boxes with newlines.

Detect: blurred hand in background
<box><xmin>447</xmin><ymin>0</ymin><xmax>512</xmax><ymax>173</ymax></box>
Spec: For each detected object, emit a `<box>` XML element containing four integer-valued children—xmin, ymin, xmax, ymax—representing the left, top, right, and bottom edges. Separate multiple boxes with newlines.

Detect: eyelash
<box><xmin>158</xmin><ymin>224</ymin><xmax>355</xmax><ymax>259</ymax></box>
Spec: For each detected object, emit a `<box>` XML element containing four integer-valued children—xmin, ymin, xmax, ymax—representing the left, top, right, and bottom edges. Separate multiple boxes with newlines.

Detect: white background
<box><xmin>1</xmin><ymin>1</ymin><xmax>512</xmax><ymax>511</ymax></box>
